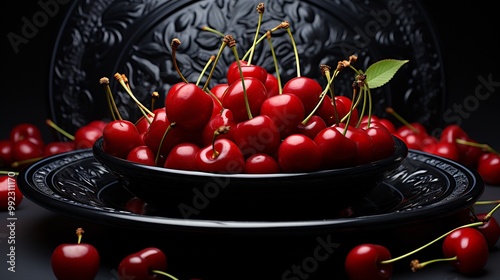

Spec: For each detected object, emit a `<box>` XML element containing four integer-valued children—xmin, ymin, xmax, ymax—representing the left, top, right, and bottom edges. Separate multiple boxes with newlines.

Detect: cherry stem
<box><xmin>385</xmin><ymin>106</ymin><xmax>419</xmax><ymax>133</ymax></box>
<box><xmin>196</xmin><ymin>55</ymin><xmax>215</xmax><ymax>87</ymax></box>
<box><xmin>211</xmin><ymin>126</ymin><xmax>230</xmax><ymax>159</ymax></box>
<box><xmin>410</xmin><ymin>256</ymin><xmax>458</xmax><ymax>272</ymax></box>
<box><xmin>45</xmin><ymin>119</ymin><xmax>75</xmax><ymax>141</ymax></box>
<box><xmin>114</xmin><ymin>73</ymin><xmax>154</xmax><ymax>117</ymax></box>
<box><xmin>475</xmin><ymin>200</ymin><xmax>500</xmax><ymax>205</ymax></box>
<box><xmin>170</xmin><ymin>38</ymin><xmax>189</xmax><ymax>84</ymax></box>
<box><xmin>242</xmin><ymin>21</ymin><xmax>286</xmax><ymax>62</ymax></box>
<box><xmin>151</xmin><ymin>270</ymin><xmax>179</xmax><ymax>280</ymax></box>
<box><xmin>200</xmin><ymin>25</ymin><xmax>225</xmax><ymax>37</ymax></box>
<box><xmin>379</xmin><ymin>221</ymin><xmax>484</xmax><ymax>264</ymax></box>
<box><xmin>228</xmin><ymin>36</ymin><xmax>253</xmax><ymax>120</ymax></box>
<box><xmin>480</xmin><ymin>202</ymin><xmax>500</xmax><ymax>221</ymax></box>
<box><xmin>75</xmin><ymin>228</ymin><xmax>84</xmax><ymax>244</ymax></box>
<box><xmin>321</xmin><ymin>65</ymin><xmax>340</xmax><ymax>125</ymax></box>
<box><xmin>100</xmin><ymin>77</ymin><xmax>122</xmax><ymax>121</ymax></box>
<box><xmin>11</xmin><ymin>157</ymin><xmax>43</xmax><ymax>168</ymax></box>
<box><xmin>0</xmin><ymin>171</ymin><xmax>19</xmax><ymax>176</ymax></box>
<box><xmin>247</xmin><ymin>3</ymin><xmax>264</xmax><ymax>66</ymax></box>
<box><xmin>151</xmin><ymin>91</ymin><xmax>160</xmax><ymax>112</ymax></box>
<box><xmin>155</xmin><ymin>123</ymin><xmax>175</xmax><ymax>165</ymax></box>
<box><xmin>456</xmin><ymin>138</ymin><xmax>498</xmax><ymax>155</ymax></box>
<box><xmin>302</xmin><ymin>66</ymin><xmax>336</xmax><ymax>125</ymax></box>
<box><xmin>266</xmin><ymin>31</ymin><xmax>282</xmax><ymax>95</ymax></box>
<box><xmin>202</xmin><ymin>39</ymin><xmax>228</xmax><ymax>92</ymax></box>
<box><xmin>283</xmin><ymin>21</ymin><xmax>301</xmax><ymax>77</ymax></box>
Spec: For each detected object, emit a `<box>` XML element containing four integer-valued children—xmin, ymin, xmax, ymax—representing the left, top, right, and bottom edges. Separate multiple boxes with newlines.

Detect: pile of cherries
<box><xmin>387</xmin><ymin>111</ymin><xmax>500</xmax><ymax>185</ymax></box>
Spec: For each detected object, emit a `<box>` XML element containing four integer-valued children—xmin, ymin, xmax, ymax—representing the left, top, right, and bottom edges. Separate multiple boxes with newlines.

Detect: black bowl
<box><xmin>92</xmin><ymin>136</ymin><xmax>408</xmax><ymax>221</ymax></box>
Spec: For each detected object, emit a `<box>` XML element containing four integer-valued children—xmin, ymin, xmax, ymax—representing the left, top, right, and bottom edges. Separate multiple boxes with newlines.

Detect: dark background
<box><xmin>2</xmin><ymin>1</ymin><xmax>499</xmax><ymax>148</ymax></box>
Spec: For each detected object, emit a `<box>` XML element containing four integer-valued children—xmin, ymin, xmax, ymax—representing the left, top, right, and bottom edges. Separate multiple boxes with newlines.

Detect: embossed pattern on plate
<box><xmin>18</xmin><ymin>148</ymin><xmax>483</xmax><ymax>234</ymax></box>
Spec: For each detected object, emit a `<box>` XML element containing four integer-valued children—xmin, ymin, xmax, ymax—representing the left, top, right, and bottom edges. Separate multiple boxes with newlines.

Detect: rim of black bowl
<box><xmin>92</xmin><ymin>136</ymin><xmax>408</xmax><ymax>178</ymax></box>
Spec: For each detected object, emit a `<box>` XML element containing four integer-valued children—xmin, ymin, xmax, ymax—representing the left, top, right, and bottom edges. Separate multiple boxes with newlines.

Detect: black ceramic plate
<box><xmin>17</xmin><ymin>148</ymin><xmax>483</xmax><ymax>235</ymax></box>
<box><xmin>49</xmin><ymin>0</ymin><xmax>445</xmax><ymax>137</ymax></box>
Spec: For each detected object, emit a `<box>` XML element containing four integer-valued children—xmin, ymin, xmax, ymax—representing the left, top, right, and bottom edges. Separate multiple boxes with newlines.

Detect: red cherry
<box><xmin>44</xmin><ymin>141</ymin><xmax>76</xmax><ymax>157</ymax></box>
<box><xmin>337</xmin><ymin>125</ymin><xmax>375</xmax><ymax>165</ymax></box>
<box><xmin>260</xmin><ymin>93</ymin><xmax>305</xmax><ymax>138</ymax></box>
<box><xmin>423</xmin><ymin>141</ymin><xmax>460</xmax><ymax>161</ymax></box>
<box><xmin>442</xmin><ymin>227</ymin><xmax>489</xmax><ymax>275</ymax></box>
<box><xmin>344</xmin><ymin>244</ymin><xmax>393</xmax><ymax>280</ymax></box>
<box><xmin>226</xmin><ymin>60</ymin><xmax>268</xmax><ymax>85</ymax></box>
<box><xmin>0</xmin><ymin>140</ymin><xmax>14</xmax><ymax>167</ymax></box>
<box><xmin>440</xmin><ymin>124</ymin><xmax>470</xmax><ymax>155</ymax></box>
<box><xmin>0</xmin><ymin>175</ymin><xmax>23</xmax><ymax>210</ymax></box>
<box><xmin>196</xmin><ymin>139</ymin><xmax>245</xmax><ymax>173</ymax></box>
<box><xmin>86</xmin><ymin>120</ymin><xmax>108</xmax><ymax>131</ymax></box>
<box><xmin>118</xmin><ymin>247</ymin><xmax>167</xmax><ymax>280</ymax></box>
<box><xmin>244</xmin><ymin>153</ymin><xmax>280</xmax><ymax>174</ymax></box>
<box><xmin>294</xmin><ymin>115</ymin><xmax>327</xmax><ymax>140</ymax></box>
<box><xmin>74</xmin><ymin>125</ymin><xmax>103</xmax><ymax>149</ymax></box>
<box><xmin>232</xmin><ymin>115</ymin><xmax>281</xmax><ymax>158</ymax></box>
<box><xmin>377</xmin><ymin>118</ymin><xmax>396</xmax><ymax>134</ymax></box>
<box><xmin>313</xmin><ymin>126</ymin><xmax>357</xmax><ymax>169</ymax></box>
<box><xmin>277</xmin><ymin>134</ymin><xmax>322</xmax><ymax>172</ymax></box>
<box><xmin>282</xmin><ymin>76</ymin><xmax>323</xmax><ymax>116</ymax></box>
<box><xmin>126</xmin><ymin>145</ymin><xmax>156</xmax><ymax>166</ymax></box>
<box><xmin>165</xmin><ymin>83</ymin><xmax>213</xmax><ymax>132</ymax></box>
<box><xmin>201</xmin><ymin>108</ymin><xmax>236</xmax><ymax>147</ymax></box>
<box><xmin>477</xmin><ymin>152</ymin><xmax>500</xmax><ymax>185</ymax></box>
<box><xmin>264</xmin><ymin>73</ymin><xmax>280</xmax><ymax>98</ymax></box>
<box><xmin>124</xmin><ymin>197</ymin><xmax>148</xmax><ymax>215</ymax></box>
<box><xmin>475</xmin><ymin>213</ymin><xmax>500</xmax><ymax>248</ymax></box>
<box><xmin>9</xmin><ymin>123</ymin><xmax>44</xmax><ymax>147</ymax></box>
<box><xmin>364</xmin><ymin>126</ymin><xmax>396</xmax><ymax>160</ymax></box>
<box><xmin>12</xmin><ymin>138</ymin><xmax>44</xmax><ymax>166</ymax></box>
<box><xmin>316</xmin><ymin>95</ymin><xmax>342</xmax><ymax>126</ymax></box>
<box><xmin>164</xmin><ymin>142</ymin><xmax>200</xmax><ymax>171</ymax></box>
<box><xmin>102</xmin><ymin>120</ymin><xmax>143</xmax><ymax>159</ymax></box>
<box><xmin>210</xmin><ymin>83</ymin><xmax>229</xmax><ymax>101</ymax></box>
<box><xmin>51</xmin><ymin>228</ymin><xmax>100</xmax><ymax>280</ymax></box>
<box><xmin>134</xmin><ymin>114</ymin><xmax>155</xmax><ymax>135</ymax></box>
<box><xmin>334</xmin><ymin>96</ymin><xmax>359</xmax><ymax>126</ymax></box>
<box><xmin>222</xmin><ymin>77</ymin><xmax>268</xmax><ymax>123</ymax></box>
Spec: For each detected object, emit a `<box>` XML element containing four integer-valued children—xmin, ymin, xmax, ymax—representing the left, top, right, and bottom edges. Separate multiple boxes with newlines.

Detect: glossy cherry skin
<box><xmin>277</xmin><ymin>134</ymin><xmax>322</xmax><ymax>172</ymax></box>
<box><xmin>364</xmin><ymin>126</ymin><xmax>396</xmax><ymax>161</ymax></box>
<box><xmin>165</xmin><ymin>83</ymin><xmax>213</xmax><ymax>132</ymax></box>
<box><xmin>86</xmin><ymin>120</ymin><xmax>108</xmax><ymax>131</ymax></box>
<box><xmin>334</xmin><ymin>95</ymin><xmax>359</xmax><ymax>127</ymax></box>
<box><xmin>201</xmin><ymin>108</ymin><xmax>236</xmax><ymax>147</ymax></box>
<box><xmin>244</xmin><ymin>153</ymin><xmax>281</xmax><ymax>174</ymax></box>
<box><xmin>264</xmin><ymin>73</ymin><xmax>280</xmax><ymax>98</ymax></box>
<box><xmin>0</xmin><ymin>140</ymin><xmax>14</xmax><ymax>167</ymax></box>
<box><xmin>476</xmin><ymin>213</ymin><xmax>500</xmax><ymax>248</ymax></box>
<box><xmin>43</xmin><ymin>141</ymin><xmax>76</xmax><ymax>157</ymax></box>
<box><xmin>51</xmin><ymin>242</ymin><xmax>100</xmax><ymax>280</ymax></box>
<box><xmin>314</xmin><ymin>126</ymin><xmax>357</xmax><ymax>169</ymax></box>
<box><xmin>260</xmin><ymin>93</ymin><xmax>305</xmax><ymax>138</ymax></box>
<box><xmin>442</xmin><ymin>227</ymin><xmax>489</xmax><ymax>275</ymax></box>
<box><xmin>164</xmin><ymin>142</ymin><xmax>200</xmax><ymax>171</ymax></box>
<box><xmin>126</xmin><ymin>145</ymin><xmax>156</xmax><ymax>166</ymax></box>
<box><xmin>477</xmin><ymin>153</ymin><xmax>500</xmax><ymax>185</ymax></box>
<box><xmin>9</xmin><ymin>123</ymin><xmax>44</xmax><ymax>147</ymax></box>
<box><xmin>11</xmin><ymin>138</ymin><xmax>44</xmax><ymax>166</ymax></box>
<box><xmin>232</xmin><ymin>115</ymin><xmax>281</xmax><ymax>158</ymax></box>
<box><xmin>316</xmin><ymin>95</ymin><xmax>342</xmax><ymax>126</ymax></box>
<box><xmin>226</xmin><ymin>60</ymin><xmax>268</xmax><ymax>85</ymax></box>
<box><xmin>118</xmin><ymin>247</ymin><xmax>167</xmax><ymax>280</ymax></box>
<box><xmin>210</xmin><ymin>83</ymin><xmax>229</xmax><ymax>101</ymax></box>
<box><xmin>74</xmin><ymin>125</ymin><xmax>103</xmax><ymax>149</ymax></box>
<box><xmin>222</xmin><ymin>77</ymin><xmax>268</xmax><ymax>123</ymax></box>
<box><xmin>124</xmin><ymin>197</ymin><xmax>148</xmax><ymax>215</ymax></box>
<box><xmin>135</xmin><ymin>114</ymin><xmax>155</xmax><ymax>135</ymax></box>
<box><xmin>102</xmin><ymin>120</ymin><xmax>143</xmax><ymax>159</ymax></box>
<box><xmin>423</xmin><ymin>141</ymin><xmax>460</xmax><ymax>161</ymax></box>
<box><xmin>294</xmin><ymin>115</ymin><xmax>327</xmax><ymax>140</ymax></box>
<box><xmin>344</xmin><ymin>244</ymin><xmax>393</xmax><ymax>280</ymax></box>
<box><xmin>0</xmin><ymin>175</ymin><xmax>24</xmax><ymax>210</ymax></box>
<box><xmin>336</xmin><ymin>125</ymin><xmax>374</xmax><ymax>165</ymax></box>
<box><xmin>196</xmin><ymin>139</ymin><xmax>245</xmax><ymax>173</ymax></box>
<box><xmin>282</xmin><ymin>76</ymin><xmax>323</xmax><ymax>116</ymax></box>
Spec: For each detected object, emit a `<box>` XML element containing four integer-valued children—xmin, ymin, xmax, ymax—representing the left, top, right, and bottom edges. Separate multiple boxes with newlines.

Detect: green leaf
<box><xmin>364</xmin><ymin>59</ymin><xmax>409</xmax><ymax>89</ymax></box>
